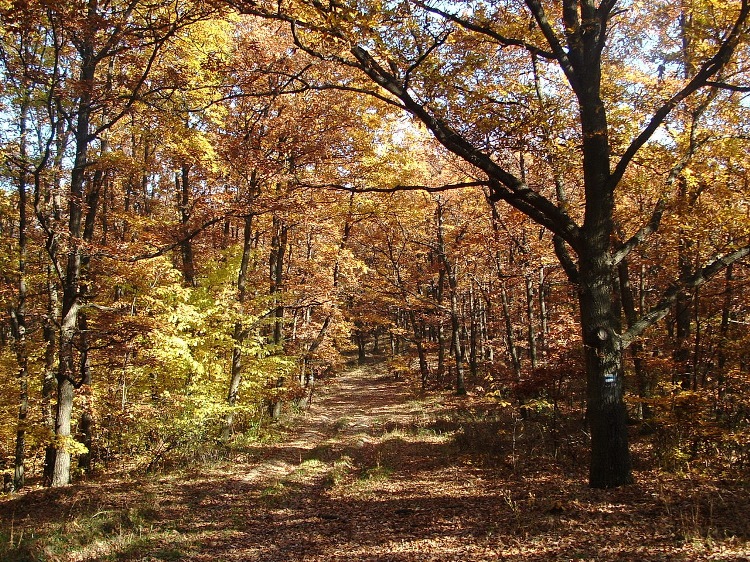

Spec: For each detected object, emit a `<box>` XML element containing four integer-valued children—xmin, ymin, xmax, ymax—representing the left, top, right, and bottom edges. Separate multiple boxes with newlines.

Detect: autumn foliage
<box><xmin>0</xmin><ymin>0</ymin><xmax>748</xmax><ymax>502</ymax></box>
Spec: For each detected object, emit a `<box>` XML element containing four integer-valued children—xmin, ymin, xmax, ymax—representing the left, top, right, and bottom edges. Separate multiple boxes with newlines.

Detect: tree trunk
<box><xmin>223</xmin><ymin>212</ymin><xmax>255</xmax><ymax>439</ymax></box>
<box><xmin>435</xmin><ymin>199</ymin><xmax>466</xmax><ymax>395</ymax></box>
<box><xmin>77</xmin><ymin>312</ymin><xmax>93</xmax><ymax>472</ymax></box>
<box><xmin>538</xmin><ymin>266</ymin><xmax>548</xmax><ymax>359</ymax></box>
<box><xmin>177</xmin><ymin>163</ymin><xmax>196</xmax><ymax>287</ymax></box>
<box><xmin>269</xmin><ymin>215</ymin><xmax>287</xmax><ymax>346</ymax></box>
<box><xmin>468</xmin><ymin>286</ymin><xmax>479</xmax><ymax>380</ymax></box>
<box><xmin>525</xmin><ymin>274</ymin><xmax>538</xmax><ymax>368</ymax></box>
<box><xmin>51</xmin><ymin>48</ymin><xmax>96</xmax><ymax>486</ymax></box>
<box><xmin>579</xmin><ymin>251</ymin><xmax>632</xmax><ymax>488</ymax></box>
<box><xmin>717</xmin><ymin>263</ymin><xmax>733</xmax><ymax>411</ymax></box>
<box><xmin>500</xmin><ymin>282</ymin><xmax>522</xmax><ymax>382</ymax></box>
<box><xmin>12</xmin><ymin>98</ymin><xmax>29</xmax><ymax>490</ymax></box>
<box><xmin>42</xmin><ymin>271</ymin><xmax>59</xmax><ymax>486</ymax></box>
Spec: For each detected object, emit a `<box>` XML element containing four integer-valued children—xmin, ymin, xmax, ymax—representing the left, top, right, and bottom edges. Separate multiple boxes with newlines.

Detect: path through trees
<box><xmin>1</xmin><ymin>363</ymin><xmax>748</xmax><ymax>560</ymax></box>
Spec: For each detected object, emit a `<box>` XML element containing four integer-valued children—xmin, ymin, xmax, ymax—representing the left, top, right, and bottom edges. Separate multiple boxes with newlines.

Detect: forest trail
<box><xmin>2</xmin><ymin>362</ymin><xmax>750</xmax><ymax>561</ymax></box>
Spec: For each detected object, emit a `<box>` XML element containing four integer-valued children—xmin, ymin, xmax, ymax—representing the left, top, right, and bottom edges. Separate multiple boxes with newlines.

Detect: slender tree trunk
<box><xmin>12</xmin><ymin>99</ymin><xmax>29</xmax><ymax>490</ymax></box>
<box><xmin>437</xmin><ymin>270</ymin><xmax>446</xmax><ymax>377</ymax></box>
<box><xmin>435</xmin><ymin>199</ymin><xmax>466</xmax><ymax>395</ymax></box>
<box><xmin>450</xmin><ymin>290</ymin><xmax>466</xmax><ymax>395</ymax></box>
<box><xmin>468</xmin><ymin>285</ymin><xmax>479</xmax><ymax>380</ymax></box>
<box><xmin>269</xmin><ymin>215</ymin><xmax>287</xmax><ymax>346</ymax></box>
<box><xmin>177</xmin><ymin>163</ymin><xmax>196</xmax><ymax>287</ymax></box>
<box><xmin>618</xmin><ymin>259</ymin><xmax>651</xmax><ymax>420</ymax></box>
<box><xmin>42</xmin><ymin>269</ymin><xmax>59</xmax><ymax>486</ymax></box>
<box><xmin>525</xmin><ymin>273</ymin><xmax>538</xmax><ymax>368</ymax></box>
<box><xmin>404</xmin><ymin>309</ymin><xmax>430</xmax><ymax>387</ymax></box>
<box><xmin>500</xmin><ymin>282</ymin><xmax>522</xmax><ymax>382</ymax></box>
<box><xmin>51</xmin><ymin>49</ymin><xmax>97</xmax><ymax>486</ymax></box>
<box><xmin>538</xmin><ymin>266</ymin><xmax>548</xmax><ymax>359</ymax></box>
<box><xmin>77</xmin><ymin>312</ymin><xmax>93</xmax><ymax>472</ymax></box>
<box><xmin>717</xmin><ymin>263</ymin><xmax>733</xmax><ymax>410</ymax></box>
<box><xmin>223</xmin><ymin>212</ymin><xmax>255</xmax><ymax>439</ymax></box>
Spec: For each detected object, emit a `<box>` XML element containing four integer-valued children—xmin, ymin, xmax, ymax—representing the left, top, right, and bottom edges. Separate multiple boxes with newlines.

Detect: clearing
<box><xmin>1</xmin><ymin>362</ymin><xmax>749</xmax><ymax>561</ymax></box>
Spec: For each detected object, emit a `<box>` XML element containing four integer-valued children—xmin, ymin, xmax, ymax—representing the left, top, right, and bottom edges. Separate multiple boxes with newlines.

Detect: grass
<box><xmin>0</xmin><ymin>502</ymin><xmax>169</xmax><ymax>562</ymax></box>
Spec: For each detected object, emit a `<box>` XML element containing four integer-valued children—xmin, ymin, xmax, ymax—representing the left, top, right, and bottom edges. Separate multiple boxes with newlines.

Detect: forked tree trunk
<box><xmin>51</xmin><ymin>49</ymin><xmax>95</xmax><ymax>487</ymax></box>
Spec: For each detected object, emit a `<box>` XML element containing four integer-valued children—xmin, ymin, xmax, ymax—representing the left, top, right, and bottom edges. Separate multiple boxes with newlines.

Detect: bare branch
<box><xmin>297</xmin><ymin>180</ymin><xmax>490</xmax><ymax>194</ymax></box>
<box><xmin>705</xmin><ymin>80</ymin><xmax>750</xmax><ymax>93</ymax></box>
<box><xmin>99</xmin><ymin>215</ymin><xmax>228</xmax><ymax>262</ymax></box>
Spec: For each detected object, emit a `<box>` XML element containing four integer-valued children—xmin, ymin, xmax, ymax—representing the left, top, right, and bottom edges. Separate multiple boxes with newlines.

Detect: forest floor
<box><xmin>1</xmin><ymin>361</ymin><xmax>749</xmax><ymax>561</ymax></box>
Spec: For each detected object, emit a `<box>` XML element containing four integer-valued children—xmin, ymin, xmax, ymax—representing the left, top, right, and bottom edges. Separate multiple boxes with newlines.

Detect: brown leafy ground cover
<box><xmin>1</xmin><ymin>363</ymin><xmax>749</xmax><ymax>561</ymax></box>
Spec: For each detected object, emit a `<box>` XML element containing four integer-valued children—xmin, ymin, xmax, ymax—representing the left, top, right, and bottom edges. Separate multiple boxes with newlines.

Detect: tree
<box><xmin>231</xmin><ymin>0</ymin><xmax>750</xmax><ymax>487</ymax></box>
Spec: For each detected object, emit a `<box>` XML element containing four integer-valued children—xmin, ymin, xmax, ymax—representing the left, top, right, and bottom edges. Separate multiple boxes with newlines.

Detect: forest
<box><xmin>1</xmin><ymin>0</ymin><xmax>750</xmax><ymax>557</ymax></box>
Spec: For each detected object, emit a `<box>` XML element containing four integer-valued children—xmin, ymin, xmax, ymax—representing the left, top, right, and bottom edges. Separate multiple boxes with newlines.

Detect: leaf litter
<box><xmin>1</xmin><ymin>363</ymin><xmax>748</xmax><ymax>561</ymax></box>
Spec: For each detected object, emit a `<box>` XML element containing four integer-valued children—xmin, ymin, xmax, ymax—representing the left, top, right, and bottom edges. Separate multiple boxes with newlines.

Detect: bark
<box><xmin>525</xmin><ymin>274</ymin><xmax>538</xmax><ymax>368</ymax></box>
<box><xmin>42</xmin><ymin>272</ymin><xmax>59</xmax><ymax>486</ymax></box>
<box><xmin>538</xmin><ymin>266</ymin><xmax>548</xmax><ymax>358</ymax></box>
<box><xmin>579</xmin><ymin>250</ymin><xmax>632</xmax><ymax>488</ymax></box>
<box><xmin>435</xmin><ymin>199</ymin><xmax>466</xmax><ymax>395</ymax></box>
<box><xmin>717</xmin><ymin>263</ymin><xmax>733</xmax><ymax>407</ymax></box>
<box><xmin>269</xmin><ymin>215</ymin><xmax>288</xmax><ymax>346</ymax></box>
<box><xmin>468</xmin><ymin>285</ymin><xmax>479</xmax><ymax>380</ymax></box>
<box><xmin>500</xmin><ymin>283</ymin><xmax>522</xmax><ymax>381</ymax></box>
<box><xmin>437</xmin><ymin>269</ymin><xmax>446</xmax><ymax>377</ymax></box>
<box><xmin>77</xmin><ymin>311</ymin><xmax>93</xmax><ymax>472</ymax></box>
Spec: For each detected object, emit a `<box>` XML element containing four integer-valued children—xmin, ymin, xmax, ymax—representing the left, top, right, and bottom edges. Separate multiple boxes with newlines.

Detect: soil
<box><xmin>1</xmin><ymin>362</ymin><xmax>749</xmax><ymax>561</ymax></box>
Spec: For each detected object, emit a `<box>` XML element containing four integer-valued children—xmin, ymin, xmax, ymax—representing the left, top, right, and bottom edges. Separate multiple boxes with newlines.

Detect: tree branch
<box><xmin>524</xmin><ymin>0</ymin><xmax>581</xmax><ymax>93</ymax></box>
<box><xmin>705</xmin><ymin>80</ymin><xmax>750</xmax><ymax>93</ymax></box>
<box><xmin>609</xmin><ymin>0</ymin><xmax>750</xmax><ymax>190</ymax></box>
<box><xmin>611</xmin><ymin>198</ymin><xmax>666</xmax><ymax>266</ymax></box>
<box><xmin>349</xmin><ymin>44</ymin><xmax>582</xmax><ymax>249</ymax></box>
<box><xmin>298</xmin><ymin>180</ymin><xmax>490</xmax><ymax>194</ymax></box>
<box><xmin>413</xmin><ymin>1</ymin><xmax>556</xmax><ymax>59</ymax></box>
<box><xmin>621</xmin><ymin>244</ymin><xmax>750</xmax><ymax>348</ymax></box>
<box><xmin>99</xmin><ymin>215</ymin><xmax>228</xmax><ymax>262</ymax></box>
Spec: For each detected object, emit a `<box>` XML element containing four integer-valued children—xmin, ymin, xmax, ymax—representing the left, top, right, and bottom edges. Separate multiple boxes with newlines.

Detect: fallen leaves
<box><xmin>1</xmin><ymin>364</ymin><xmax>749</xmax><ymax>561</ymax></box>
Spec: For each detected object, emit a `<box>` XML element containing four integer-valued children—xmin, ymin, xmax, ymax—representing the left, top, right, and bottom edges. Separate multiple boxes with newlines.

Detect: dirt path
<box><xmin>2</xmin><ymin>363</ymin><xmax>749</xmax><ymax>561</ymax></box>
<box><xmin>238</xmin><ymin>363</ymin><xmax>427</xmax><ymax>486</ymax></box>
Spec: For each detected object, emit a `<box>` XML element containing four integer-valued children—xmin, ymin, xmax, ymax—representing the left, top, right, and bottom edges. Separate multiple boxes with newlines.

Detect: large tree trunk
<box><xmin>578</xmin><ymin>252</ymin><xmax>632</xmax><ymax>488</ymax></box>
